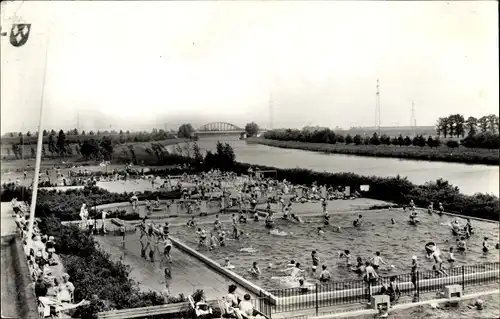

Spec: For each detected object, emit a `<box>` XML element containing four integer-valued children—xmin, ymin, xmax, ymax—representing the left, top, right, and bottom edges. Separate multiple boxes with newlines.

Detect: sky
<box><xmin>0</xmin><ymin>1</ymin><xmax>498</xmax><ymax>134</ymax></box>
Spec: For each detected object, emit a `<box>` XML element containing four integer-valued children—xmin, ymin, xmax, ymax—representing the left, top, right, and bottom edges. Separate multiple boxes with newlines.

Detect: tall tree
<box><xmin>487</xmin><ymin>114</ymin><xmax>499</xmax><ymax>133</ymax></box>
<box><xmin>57</xmin><ymin>130</ymin><xmax>67</xmax><ymax>157</ymax></box>
<box><xmin>48</xmin><ymin>133</ymin><xmax>57</xmax><ymax>157</ymax></box>
<box><xmin>465</xmin><ymin>116</ymin><xmax>478</xmax><ymax>136</ymax></box>
<box><xmin>478</xmin><ymin>116</ymin><xmax>489</xmax><ymax>133</ymax></box>
<box><xmin>100</xmin><ymin>136</ymin><xmax>114</xmax><ymax>160</ymax></box>
<box><xmin>244</xmin><ymin>122</ymin><xmax>259</xmax><ymax>137</ymax></box>
<box><xmin>177</xmin><ymin>124</ymin><xmax>195</xmax><ymax>139</ymax></box>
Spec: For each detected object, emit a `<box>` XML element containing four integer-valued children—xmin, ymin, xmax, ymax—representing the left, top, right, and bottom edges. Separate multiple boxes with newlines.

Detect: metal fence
<box><xmin>261</xmin><ymin>262</ymin><xmax>499</xmax><ymax>317</ymax></box>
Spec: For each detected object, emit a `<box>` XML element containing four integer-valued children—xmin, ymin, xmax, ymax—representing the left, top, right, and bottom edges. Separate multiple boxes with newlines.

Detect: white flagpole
<box><xmin>26</xmin><ymin>20</ymin><xmax>51</xmax><ymax>249</ymax></box>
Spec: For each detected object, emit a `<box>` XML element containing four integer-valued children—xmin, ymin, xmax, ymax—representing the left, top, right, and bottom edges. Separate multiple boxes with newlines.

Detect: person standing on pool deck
<box><xmin>101</xmin><ymin>210</ymin><xmax>108</xmax><ymax>234</ymax></box>
<box><xmin>482</xmin><ymin>237</ymin><xmax>489</xmax><ymax>253</ymax></box>
<box><xmin>162</xmin><ymin>234</ymin><xmax>172</xmax><ymax>263</ymax></box>
<box><xmin>120</xmin><ymin>225</ymin><xmax>126</xmax><ymax>245</ymax></box>
<box><xmin>411</xmin><ymin>256</ymin><xmax>418</xmax><ymax>293</ymax></box>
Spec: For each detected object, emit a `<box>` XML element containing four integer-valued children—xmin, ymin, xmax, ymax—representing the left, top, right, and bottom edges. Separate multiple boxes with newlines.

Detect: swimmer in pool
<box><xmin>428</xmin><ymin>202</ymin><xmax>434</xmax><ymax>214</ymax></box>
<box><xmin>391</xmin><ymin>218</ymin><xmax>395</xmax><ymax>225</ymax></box>
<box><xmin>290</xmin><ymin>213</ymin><xmax>302</xmax><ymax>223</ymax></box>
<box><xmin>311</xmin><ymin>251</ymin><xmax>320</xmax><ymax>273</ymax></box>
<box><xmin>352</xmin><ymin>257</ymin><xmax>365</xmax><ymax>274</ymax></box>
<box><xmin>447</xmin><ymin>247</ymin><xmax>455</xmax><ymax>263</ymax></box>
<box><xmin>250</xmin><ymin>262</ymin><xmax>261</xmax><ymax>276</ymax></box>
<box><xmin>457</xmin><ymin>237</ymin><xmax>467</xmax><ymax>251</ymax></box>
<box><xmin>482</xmin><ymin>237</ymin><xmax>489</xmax><ymax>253</ymax></box>
<box><xmin>222</xmin><ymin>257</ymin><xmax>234</xmax><ymax>269</ymax></box>
<box><xmin>353</xmin><ymin>215</ymin><xmax>363</xmax><ymax>227</ymax></box>
<box><xmin>284</xmin><ymin>260</ymin><xmax>296</xmax><ymax>272</ymax></box>
<box><xmin>339</xmin><ymin>250</ymin><xmax>352</xmax><ymax>266</ymax></box>
<box><xmin>290</xmin><ymin>263</ymin><xmax>305</xmax><ymax>278</ymax></box>
<box><xmin>239</xmin><ymin>212</ymin><xmax>247</xmax><ymax>224</ymax></box>
<box><xmin>324</xmin><ymin>211</ymin><xmax>330</xmax><ymax>226</ymax></box>
<box><xmin>317</xmin><ymin>227</ymin><xmax>325</xmax><ymax>235</ymax></box>
<box><xmin>187</xmin><ymin>217</ymin><xmax>196</xmax><ymax>228</ymax></box>
<box><xmin>253</xmin><ymin>210</ymin><xmax>259</xmax><ymax>222</ymax></box>
<box><xmin>370</xmin><ymin>252</ymin><xmax>388</xmax><ymax>271</ymax></box>
<box><xmin>214</xmin><ymin>215</ymin><xmax>222</xmax><ymax>231</ymax></box>
<box><xmin>218</xmin><ymin>230</ymin><xmax>226</xmax><ymax>247</ymax></box>
<box><xmin>196</xmin><ymin>228</ymin><xmax>207</xmax><ymax>247</ymax></box>
<box><xmin>209</xmin><ymin>232</ymin><xmax>219</xmax><ymax>251</ymax></box>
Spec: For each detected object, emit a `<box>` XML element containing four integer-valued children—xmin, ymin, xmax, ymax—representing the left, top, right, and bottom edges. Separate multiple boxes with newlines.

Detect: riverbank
<box><xmin>250</xmin><ymin>137</ymin><xmax>499</xmax><ymax>166</ymax></box>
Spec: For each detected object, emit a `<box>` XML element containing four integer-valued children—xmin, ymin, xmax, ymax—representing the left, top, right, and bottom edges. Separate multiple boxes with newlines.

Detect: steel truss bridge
<box><xmin>195</xmin><ymin>122</ymin><xmax>265</xmax><ymax>135</ymax></box>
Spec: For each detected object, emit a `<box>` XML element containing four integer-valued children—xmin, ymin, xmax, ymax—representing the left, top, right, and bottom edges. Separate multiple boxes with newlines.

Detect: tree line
<box><xmin>436</xmin><ymin>114</ymin><xmax>499</xmax><ymax>138</ymax></box>
<box><xmin>7</xmin><ymin>130</ymin><xmax>115</xmax><ymax>161</ymax></box>
<box><xmin>263</xmin><ymin>128</ymin><xmax>499</xmax><ymax>149</ymax></box>
<box><xmin>1</xmin><ymin>128</ymin><xmax>177</xmax><ymax>146</ymax></box>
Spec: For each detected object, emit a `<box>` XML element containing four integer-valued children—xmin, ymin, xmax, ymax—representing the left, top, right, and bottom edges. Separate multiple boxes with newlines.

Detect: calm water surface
<box><xmin>172</xmin><ymin>137</ymin><xmax>499</xmax><ymax>196</ymax></box>
<box><xmin>169</xmin><ymin>210</ymin><xmax>499</xmax><ymax>290</ymax></box>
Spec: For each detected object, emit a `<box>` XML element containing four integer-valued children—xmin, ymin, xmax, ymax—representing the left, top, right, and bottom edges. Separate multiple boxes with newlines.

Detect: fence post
<box><xmin>315</xmin><ymin>283</ymin><xmax>319</xmax><ymax>316</ymax></box>
<box><xmin>462</xmin><ymin>265</ymin><xmax>465</xmax><ymax>290</ymax></box>
<box><xmin>416</xmin><ymin>271</ymin><xmax>420</xmax><ymax>302</ymax></box>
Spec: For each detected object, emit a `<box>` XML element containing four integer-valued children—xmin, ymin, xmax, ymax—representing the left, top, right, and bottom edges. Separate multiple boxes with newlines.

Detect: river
<box><xmin>170</xmin><ymin>136</ymin><xmax>499</xmax><ymax>196</ymax></box>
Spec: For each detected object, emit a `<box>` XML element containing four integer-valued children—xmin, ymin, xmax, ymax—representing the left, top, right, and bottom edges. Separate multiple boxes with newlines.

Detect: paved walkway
<box><xmin>1</xmin><ymin>202</ymin><xmax>17</xmax><ymax>237</ymax></box>
<box><xmin>1</xmin><ymin>203</ymin><xmax>21</xmax><ymax>318</ymax></box>
<box><xmin>95</xmin><ymin>233</ymin><xmax>254</xmax><ymax>300</ymax></box>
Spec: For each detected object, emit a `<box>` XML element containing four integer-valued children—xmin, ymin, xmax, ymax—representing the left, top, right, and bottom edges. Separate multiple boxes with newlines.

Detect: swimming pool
<box><xmin>168</xmin><ymin>209</ymin><xmax>499</xmax><ymax>290</ymax></box>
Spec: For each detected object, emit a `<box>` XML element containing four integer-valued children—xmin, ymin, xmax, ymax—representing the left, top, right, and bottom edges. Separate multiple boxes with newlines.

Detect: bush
<box><xmin>446</xmin><ymin>140</ymin><xmax>459</xmax><ymax>148</ymax></box>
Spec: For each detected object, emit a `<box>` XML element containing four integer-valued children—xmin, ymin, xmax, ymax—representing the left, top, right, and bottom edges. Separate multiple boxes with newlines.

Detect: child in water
<box><xmin>482</xmin><ymin>237</ymin><xmax>489</xmax><ymax>253</ymax></box>
<box><xmin>311</xmin><ymin>251</ymin><xmax>320</xmax><ymax>273</ymax></box>
<box><xmin>250</xmin><ymin>262</ymin><xmax>261</xmax><ymax>276</ymax></box>
<box><xmin>339</xmin><ymin>250</ymin><xmax>352</xmax><ymax>266</ymax></box>
<box><xmin>447</xmin><ymin>247</ymin><xmax>455</xmax><ymax>263</ymax></box>
<box><xmin>353</xmin><ymin>215</ymin><xmax>363</xmax><ymax>227</ymax></box>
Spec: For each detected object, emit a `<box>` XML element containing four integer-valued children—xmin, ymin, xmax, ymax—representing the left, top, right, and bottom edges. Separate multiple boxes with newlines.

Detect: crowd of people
<box><xmin>11</xmin><ymin>199</ymin><xmax>88</xmax><ymax>318</ymax></box>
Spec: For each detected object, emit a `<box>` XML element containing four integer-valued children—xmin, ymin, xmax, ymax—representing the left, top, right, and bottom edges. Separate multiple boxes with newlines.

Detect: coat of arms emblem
<box><xmin>10</xmin><ymin>23</ymin><xmax>31</xmax><ymax>47</ymax></box>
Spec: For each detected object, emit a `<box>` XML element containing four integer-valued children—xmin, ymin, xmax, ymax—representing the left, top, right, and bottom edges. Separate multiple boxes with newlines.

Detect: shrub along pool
<box><xmin>169</xmin><ymin>209</ymin><xmax>499</xmax><ymax>290</ymax></box>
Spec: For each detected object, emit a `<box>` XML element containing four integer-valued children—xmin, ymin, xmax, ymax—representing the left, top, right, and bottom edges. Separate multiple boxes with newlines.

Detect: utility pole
<box><xmin>269</xmin><ymin>92</ymin><xmax>274</xmax><ymax>130</ymax></box>
<box><xmin>411</xmin><ymin>100</ymin><xmax>416</xmax><ymax>138</ymax></box>
<box><xmin>375</xmin><ymin>79</ymin><xmax>381</xmax><ymax>134</ymax></box>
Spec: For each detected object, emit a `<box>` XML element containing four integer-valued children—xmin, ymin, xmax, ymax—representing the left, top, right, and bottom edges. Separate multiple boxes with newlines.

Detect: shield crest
<box><xmin>10</xmin><ymin>23</ymin><xmax>31</xmax><ymax>47</ymax></box>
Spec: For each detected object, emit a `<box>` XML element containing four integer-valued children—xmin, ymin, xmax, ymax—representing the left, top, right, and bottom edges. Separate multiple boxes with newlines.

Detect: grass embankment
<box><xmin>0</xmin><ymin>139</ymin><xmax>182</xmax><ymax>162</ymax></box>
<box><xmin>252</xmin><ymin>138</ymin><xmax>499</xmax><ymax>165</ymax></box>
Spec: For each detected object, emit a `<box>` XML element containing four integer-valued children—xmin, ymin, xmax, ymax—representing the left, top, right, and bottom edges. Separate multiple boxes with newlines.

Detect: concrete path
<box><xmin>95</xmin><ymin>233</ymin><xmax>255</xmax><ymax>300</ymax></box>
<box><xmin>1</xmin><ymin>203</ymin><xmax>21</xmax><ymax>318</ymax></box>
<box><xmin>1</xmin><ymin>202</ymin><xmax>17</xmax><ymax>237</ymax></box>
